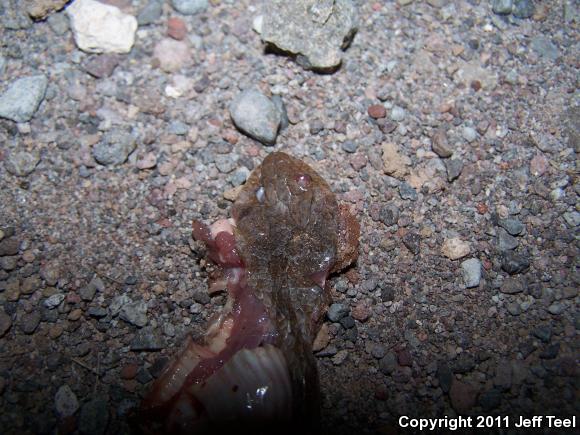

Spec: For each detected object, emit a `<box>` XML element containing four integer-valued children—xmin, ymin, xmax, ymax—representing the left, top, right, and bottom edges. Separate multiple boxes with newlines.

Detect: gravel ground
<box><xmin>0</xmin><ymin>0</ymin><xmax>578</xmax><ymax>434</ymax></box>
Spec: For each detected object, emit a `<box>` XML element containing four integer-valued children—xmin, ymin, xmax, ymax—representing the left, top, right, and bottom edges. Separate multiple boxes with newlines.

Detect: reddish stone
<box><xmin>350</xmin><ymin>153</ymin><xmax>367</xmax><ymax>171</ymax></box>
<box><xmin>352</xmin><ymin>302</ymin><xmax>371</xmax><ymax>322</ymax></box>
<box><xmin>222</xmin><ymin>130</ymin><xmax>239</xmax><ymax>145</ymax></box>
<box><xmin>121</xmin><ymin>363</ymin><xmax>139</xmax><ymax>380</ymax></box>
<box><xmin>368</xmin><ymin>104</ymin><xmax>386</xmax><ymax>119</ymax></box>
<box><xmin>530</xmin><ymin>153</ymin><xmax>549</xmax><ymax>177</ymax></box>
<box><xmin>476</xmin><ymin>203</ymin><xmax>488</xmax><ymax>214</ymax></box>
<box><xmin>397</xmin><ymin>349</ymin><xmax>412</xmax><ymax>367</ymax></box>
<box><xmin>167</xmin><ymin>18</ymin><xmax>187</xmax><ymax>40</ymax></box>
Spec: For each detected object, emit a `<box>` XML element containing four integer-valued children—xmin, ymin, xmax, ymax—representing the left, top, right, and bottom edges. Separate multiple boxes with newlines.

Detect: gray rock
<box><xmin>5</xmin><ymin>151</ymin><xmax>40</xmax><ymax>177</ymax></box>
<box><xmin>55</xmin><ymin>385</ymin><xmax>79</xmax><ymax>417</ymax></box>
<box><xmin>110</xmin><ymin>294</ymin><xmax>131</xmax><ymax>317</ymax></box>
<box><xmin>379</xmin><ymin>204</ymin><xmax>399</xmax><ymax>226</ymax></box>
<box><xmin>19</xmin><ymin>310</ymin><xmax>41</xmax><ymax>334</ymax></box>
<box><xmin>530</xmin><ymin>37</ymin><xmax>559</xmax><ymax>61</ymax></box>
<box><xmin>502</xmin><ymin>251</ymin><xmax>530</xmax><ymax>275</ymax></box>
<box><xmin>506</xmin><ymin>301</ymin><xmax>522</xmax><ymax>315</ymax></box>
<box><xmin>119</xmin><ymin>300</ymin><xmax>148</xmax><ymax>327</ymax></box>
<box><xmin>228</xmin><ymin>166</ymin><xmax>250</xmax><ymax>186</ymax></box>
<box><xmin>492</xmin><ymin>0</ymin><xmax>513</xmax><ymax>15</ymax></box>
<box><xmin>445</xmin><ymin>158</ymin><xmax>463</xmax><ymax>182</ymax></box>
<box><xmin>431</xmin><ymin>129</ymin><xmax>453</xmax><ymax>158</ymax></box>
<box><xmin>87</xmin><ymin>307</ymin><xmax>108</xmax><ymax>318</ymax></box>
<box><xmin>327</xmin><ymin>303</ymin><xmax>349</xmax><ymax>322</ymax></box>
<box><xmin>500</xmin><ymin>276</ymin><xmax>525</xmax><ymax>294</ymax></box>
<box><xmin>44</xmin><ymin>293</ymin><xmax>65</xmax><ymax>310</ymax></box>
<box><xmin>341</xmin><ymin>140</ymin><xmax>357</xmax><ymax>153</ymax></box>
<box><xmin>539</xmin><ymin>343</ymin><xmax>559</xmax><ymax>359</ymax></box>
<box><xmin>171</xmin><ymin>0</ymin><xmax>208</xmax><ymax>15</ymax></box>
<box><xmin>168</xmin><ymin>120</ymin><xmax>189</xmax><ymax>135</ymax></box>
<box><xmin>0</xmin><ymin>310</ymin><xmax>12</xmax><ymax>337</ymax></box>
<box><xmin>498</xmin><ymin>228</ymin><xmax>519</xmax><ymax>251</ymax></box>
<box><xmin>461</xmin><ymin>258</ymin><xmax>482</xmax><ymax>288</ymax></box>
<box><xmin>532</xmin><ymin>325</ymin><xmax>552</xmax><ymax>343</ymax></box>
<box><xmin>47</xmin><ymin>11</ymin><xmax>69</xmax><ymax>35</ymax></box>
<box><xmin>390</xmin><ymin>106</ymin><xmax>406</xmax><ymax>122</ymax></box>
<box><xmin>79</xmin><ymin>397</ymin><xmax>109</xmax><ymax>435</ymax></box>
<box><xmin>0</xmin><ymin>75</ymin><xmax>48</xmax><ymax>122</ymax></box>
<box><xmin>229</xmin><ymin>88</ymin><xmax>281</xmax><ymax>145</ymax></box>
<box><xmin>379</xmin><ymin>352</ymin><xmax>397</xmax><ymax>375</ymax></box>
<box><xmin>399</xmin><ymin>182</ymin><xmax>418</xmax><ymax>201</ymax></box>
<box><xmin>512</xmin><ymin>0</ymin><xmax>535</xmax><ymax>18</ymax></box>
<box><xmin>494</xmin><ymin>360</ymin><xmax>512</xmax><ymax>390</ymax></box>
<box><xmin>462</xmin><ymin>126</ymin><xmax>477</xmax><ymax>143</ymax></box>
<box><xmin>402</xmin><ymin>232</ymin><xmax>421</xmax><ymax>255</ymax></box>
<box><xmin>215</xmin><ymin>155</ymin><xmax>237</xmax><ymax>174</ymax></box>
<box><xmin>130</xmin><ymin>327</ymin><xmax>165</xmax><ymax>350</ymax></box>
<box><xmin>261</xmin><ymin>0</ymin><xmax>358</xmax><ymax>71</ymax></box>
<box><xmin>92</xmin><ymin>129</ymin><xmax>136</xmax><ymax>166</ymax></box>
<box><xmin>563</xmin><ymin>211</ymin><xmax>580</xmax><ymax>227</ymax></box>
<box><xmin>138</xmin><ymin>0</ymin><xmax>163</xmax><ymax>25</ymax></box>
<box><xmin>548</xmin><ymin>302</ymin><xmax>566</xmax><ymax>315</ymax></box>
<box><xmin>436</xmin><ymin>363</ymin><xmax>453</xmax><ymax>393</ymax></box>
<box><xmin>370</xmin><ymin>344</ymin><xmax>386</xmax><ymax>359</ymax></box>
<box><xmin>339</xmin><ymin>315</ymin><xmax>355</xmax><ymax>329</ymax></box>
<box><xmin>80</xmin><ymin>276</ymin><xmax>105</xmax><ymax>302</ymax></box>
<box><xmin>271</xmin><ymin>94</ymin><xmax>289</xmax><ymax>130</ymax></box>
<box><xmin>498</xmin><ymin>218</ymin><xmax>524</xmax><ymax>236</ymax></box>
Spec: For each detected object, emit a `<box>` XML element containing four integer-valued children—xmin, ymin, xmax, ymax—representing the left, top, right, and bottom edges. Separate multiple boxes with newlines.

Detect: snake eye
<box><xmin>295</xmin><ymin>173</ymin><xmax>312</xmax><ymax>191</ymax></box>
<box><xmin>256</xmin><ymin>186</ymin><xmax>265</xmax><ymax>203</ymax></box>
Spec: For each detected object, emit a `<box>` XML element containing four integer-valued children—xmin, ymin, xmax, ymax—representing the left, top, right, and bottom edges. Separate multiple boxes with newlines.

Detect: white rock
<box><xmin>67</xmin><ymin>0</ymin><xmax>137</xmax><ymax>54</ymax></box>
<box><xmin>442</xmin><ymin>237</ymin><xmax>471</xmax><ymax>260</ymax></box>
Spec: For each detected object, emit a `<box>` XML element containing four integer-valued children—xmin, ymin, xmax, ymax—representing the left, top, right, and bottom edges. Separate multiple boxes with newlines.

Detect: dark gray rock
<box><xmin>92</xmin><ymin>129</ymin><xmax>136</xmax><ymax>166</ymax></box>
<box><xmin>341</xmin><ymin>140</ymin><xmax>357</xmax><ymax>153</ymax></box>
<box><xmin>539</xmin><ymin>343</ymin><xmax>559</xmax><ymax>360</ymax></box>
<box><xmin>229</xmin><ymin>88</ymin><xmax>281</xmax><ymax>145</ymax></box>
<box><xmin>512</xmin><ymin>0</ymin><xmax>535</xmax><ymax>18</ymax></box>
<box><xmin>379</xmin><ymin>352</ymin><xmax>397</xmax><ymax>375</ymax></box>
<box><xmin>500</xmin><ymin>276</ymin><xmax>525</xmax><ymax>294</ymax></box>
<box><xmin>339</xmin><ymin>315</ymin><xmax>355</xmax><ymax>329</ymax></box>
<box><xmin>0</xmin><ymin>310</ymin><xmax>12</xmax><ymax>337</ymax></box>
<box><xmin>119</xmin><ymin>300</ymin><xmax>148</xmax><ymax>327</ymax></box>
<box><xmin>19</xmin><ymin>310</ymin><xmax>41</xmax><ymax>334</ymax></box>
<box><xmin>0</xmin><ymin>75</ymin><xmax>48</xmax><ymax>122</ymax></box>
<box><xmin>402</xmin><ymin>232</ymin><xmax>421</xmax><ymax>255</ymax></box>
<box><xmin>379</xmin><ymin>204</ymin><xmax>399</xmax><ymax>226</ymax></box>
<box><xmin>55</xmin><ymin>385</ymin><xmax>79</xmax><ymax>417</ymax></box>
<box><xmin>130</xmin><ymin>327</ymin><xmax>165</xmax><ymax>351</ymax></box>
<box><xmin>502</xmin><ymin>251</ymin><xmax>530</xmax><ymax>274</ymax></box>
<box><xmin>436</xmin><ymin>363</ymin><xmax>453</xmax><ymax>393</ymax></box>
<box><xmin>261</xmin><ymin>0</ymin><xmax>358</xmax><ymax>71</ymax></box>
<box><xmin>498</xmin><ymin>228</ymin><xmax>519</xmax><ymax>251</ymax></box>
<box><xmin>532</xmin><ymin>325</ymin><xmax>552</xmax><ymax>343</ymax></box>
<box><xmin>5</xmin><ymin>151</ymin><xmax>40</xmax><ymax>177</ymax></box>
<box><xmin>492</xmin><ymin>0</ymin><xmax>513</xmax><ymax>15</ymax></box>
<box><xmin>399</xmin><ymin>182</ymin><xmax>418</xmax><ymax>201</ymax></box>
<box><xmin>327</xmin><ymin>303</ymin><xmax>349</xmax><ymax>322</ymax></box>
<box><xmin>499</xmin><ymin>218</ymin><xmax>524</xmax><ymax>236</ymax></box>
<box><xmin>138</xmin><ymin>0</ymin><xmax>163</xmax><ymax>25</ymax></box>
<box><xmin>445</xmin><ymin>158</ymin><xmax>463</xmax><ymax>182</ymax></box>
<box><xmin>79</xmin><ymin>397</ymin><xmax>109</xmax><ymax>435</ymax></box>
<box><xmin>530</xmin><ymin>36</ymin><xmax>560</xmax><ymax>61</ymax></box>
<box><xmin>479</xmin><ymin>389</ymin><xmax>502</xmax><ymax>411</ymax></box>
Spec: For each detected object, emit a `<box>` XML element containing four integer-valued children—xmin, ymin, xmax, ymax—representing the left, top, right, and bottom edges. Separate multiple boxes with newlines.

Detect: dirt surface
<box><xmin>0</xmin><ymin>1</ymin><xmax>578</xmax><ymax>434</ymax></box>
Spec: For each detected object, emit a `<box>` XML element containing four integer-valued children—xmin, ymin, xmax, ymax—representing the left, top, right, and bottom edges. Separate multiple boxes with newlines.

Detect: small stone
<box><xmin>79</xmin><ymin>276</ymin><xmax>104</xmax><ymax>301</ymax></box>
<box><xmin>44</xmin><ymin>293</ymin><xmax>65</xmax><ymax>309</ymax></box>
<box><xmin>79</xmin><ymin>397</ymin><xmax>109</xmax><ymax>435</ymax></box>
<box><xmin>55</xmin><ymin>385</ymin><xmax>79</xmax><ymax>417</ymax></box>
<box><xmin>340</xmin><ymin>315</ymin><xmax>355</xmax><ymax>329</ymax></box>
<box><xmin>47</xmin><ymin>11</ymin><xmax>69</xmax><ymax>34</ymax></box>
<box><xmin>19</xmin><ymin>310</ymin><xmax>41</xmax><ymax>334</ymax></box>
<box><xmin>479</xmin><ymin>389</ymin><xmax>502</xmax><ymax>411</ymax></box>
<box><xmin>120</xmin><ymin>364</ymin><xmax>139</xmax><ymax>380</ymax></box>
<box><xmin>137</xmin><ymin>0</ymin><xmax>163</xmax><ymax>25</ymax></box>
<box><xmin>530</xmin><ymin>153</ymin><xmax>549</xmax><ymax>176</ymax></box>
<box><xmin>445</xmin><ymin>158</ymin><xmax>463</xmax><ymax>182</ymax></box>
<box><xmin>449</xmin><ymin>380</ymin><xmax>477</xmax><ymax>413</ymax></box>
<box><xmin>462</xmin><ymin>126</ymin><xmax>477</xmax><ymax>143</ymax></box>
<box><xmin>530</xmin><ymin>36</ymin><xmax>559</xmax><ymax>61</ymax></box>
<box><xmin>313</xmin><ymin>324</ymin><xmax>330</xmax><ymax>352</ymax></box>
<box><xmin>506</xmin><ymin>301</ymin><xmax>522</xmax><ymax>316</ymax></box>
<box><xmin>379</xmin><ymin>204</ymin><xmax>399</xmax><ymax>226</ymax></box>
<box><xmin>563</xmin><ymin>211</ymin><xmax>580</xmax><ymax>227</ymax></box>
<box><xmin>492</xmin><ymin>0</ymin><xmax>513</xmax><ymax>15</ymax></box>
<box><xmin>215</xmin><ymin>155</ymin><xmax>237</xmax><ymax>174</ymax></box>
<box><xmin>379</xmin><ymin>352</ymin><xmax>398</xmax><ymax>375</ymax></box>
<box><xmin>136</xmin><ymin>368</ymin><xmax>153</xmax><ymax>384</ymax></box>
<box><xmin>342</xmin><ymin>141</ymin><xmax>357</xmax><ymax>153</ymax></box>
<box><xmin>228</xmin><ymin>167</ymin><xmax>250</xmax><ymax>187</ymax></box>
<box><xmin>382</xmin><ymin>142</ymin><xmax>411</xmax><ymax>179</ymax></box>
<box><xmin>390</xmin><ymin>106</ymin><xmax>406</xmax><ymax>122</ymax></box>
<box><xmin>512</xmin><ymin>0</ymin><xmax>535</xmax><ymax>19</ymax></box>
<box><xmin>0</xmin><ymin>75</ymin><xmax>48</xmax><ymax>123</ymax></box>
<box><xmin>499</xmin><ymin>218</ymin><xmax>524</xmax><ymax>236</ymax></box>
<box><xmin>539</xmin><ymin>343</ymin><xmax>559</xmax><ymax>359</ymax></box>
<box><xmin>399</xmin><ymin>182</ymin><xmax>418</xmax><ymax>201</ymax></box>
<box><xmin>436</xmin><ymin>363</ymin><xmax>453</xmax><ymax>393</ymax></box>
<box><xmin>0</xmin><ymin>310</ymin><xmax>12</xmax><ymax>337</ymax></box>
<box><xmin>171</xmin><ymin>0</ymin><xmax>208</xmax><ymax>15</ymax></box>
<box><xmin>88</xmin><ymin>307</ymin><xmax>108</xmax><ymax>318</ymax></box>
<box><xmin>167</xmin><ymin>17</ymin><xmax>187</xmax><ymax>40</ymax></box>
<box><xmin>21</xmin><ymin>276</ymin><xmax>41</xmax><ymax>295</ymax></box>
<box><xmin>500</xmin><ymin>276</ymin><xmax>525</xmax><ymax>294</ymax></box>
<box><xmin>402</xmin><ymin>232</ymin><xmax>421</xmax><ymax>255</ymax></box>
<box><xmin>120</xmin><ymin>300</ymin><xmax>148</xmax><ymax>327</ymax></box>
<box><xmin>5</xmin><ymin>151</ymin><xmax>40</xmax><ymax>177</ymax></box>
<box><xmin>532</xmin><ymin>325</ymin><xmax>552</xmax><ymax>343</ymax></box>
<box><xmin>327</xmin><ymin>303</ymin><xmax>349</xmax><ymax>322</ymax></box>
<box><xmin>130</xmin><ymin>327</ymin><xmax>165</xmax><ymax>350</ymax></box>
<box><xmin>548</xmin><ymin>302</ymin><xmax>566</xmax><ymax>315</ymax></box>
<box><xmin>370</xmin><ymin>344</ymin><xmax>386</xmax><ymax>359</ymax></box>
<box><xmin>380</xmin><ymin>285</ymin><xmax>395</xmax><ymax>302</ymax></box>
<box><xmin>153</xmin><ymin>38</ymin><xmax>191</xmax><ymax>73</ymax></box>
<box><xmin>27</xmin><ymin>0</ymin><xmax>69</xmax><ymax>20</ymax></box>
<box><xmin>83</xmin><ymin>54</ymin><xmax>120</xmax><ymax>78</ymax></box>
<box><xmin>0</xmin><ymin>237</ymin><xmax>20</xmax><ymax>256</ymax></box>
<box><xmin>332</xmin><ymin>349</ymin><xmax>349</xmax><ymax>365</ymax></box>
<box><xmin>368</xmin><ymin>104</ymin><xmax>386</xmax><ymax>119</ymax></box>
<box><xmin>461</xmin><ymin>258</ymin><xmax>482</xmax><ymax>288</ymax></box>
<box><xmin>93</xmin><ymin>129</ymin><xmax>136</xmax><ymax>166</ymax></box>
<box><xmin>68</xmin><ymin>308</ymin><xmax>83</xmax><ymax>321</ymax></box>
<box><xmin>136</xmin><ymin>152</ymin><xmax>157</xmax><ymax>170</ymax></box>
<box><xmin>67</xmin><ymin>0</ymin><xmax>137</xmax><ymax>54</ymax></box>
<box><xmin>441</xmin><ymin>237</ymin><xmax>470</xmax><ymax>260</ymax></box>
<box><xmin>498</xmin><ymin>228</ymin><xmax>519</xmax><ymax>251</ymax></box>
<box><xmin>431</xmin><ymin>129</ymin><xmax>453</xmax><ymax>158</ymax></box>
<box><xmin>229</xmin><ymin>88</ymin><xmax>281</xmax><ymax>145</ymax></box>
<box><xmin>271</xmin><ymin>95</ymin><xmax>289</xmax><ymax>131</ymax></box>
<box><xmin>501</xmin><ymin>251</ymin><xmax>530</xmax><ymax>275</ymax></box>
<box><xmin>351</xmin><ymin>302</ymin><xmax>371</xmax><ymax>322</ymax></box>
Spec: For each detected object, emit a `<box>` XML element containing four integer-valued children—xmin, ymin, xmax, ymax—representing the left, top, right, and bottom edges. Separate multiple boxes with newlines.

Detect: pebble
<box><xmin>399</xmin><ymin>182</ymin><xmax>418</xmax><ymax>201</ymax></box>
<box><xmin>229</xmin><ymin>87</ymin><xmax>281</xmax><ymax>145</ymax></box>
<box><xmin>498</xmin><ymin>228</ymin><xmax>519</xmax><ymax>251</ymax></box>
<box><xmin>119</xmin><ymin>300</ymin><xmax>148</xmax><ymax>327</ymax></box>
<box><xmin>379</xmin><ymin>352</ymin><xmax>398</xmax><ymax>375</ymax></box>
<box><xmin>441</xmin><ymin>237</ymin><xmax>470</xmax><ymax>260</ymax></box>
<box><xmin>530</xmin><ymin>36</ymin><xmax>559</xmax><ymax>61</ymax></box>
<box><xmin>136</xmin><ymin>152</ymin><xmax>157</xmax><ymax>170</ymax></box>
<box><xmin>313</xmin><ymin>324</ymin><xmax>330</xmax><ymax>352</ymax></box>
<box><xmin>445</xmin><ymin>158</ymin><xmax>463</xmax><ymax>182</ymax></box>
<box><xmin>341</xmin><ymin>140</ymin><xmax>358</xmax><ymax>153</ymax></box>
<box><xmin>492</xmin><ymin>0</ymin><xmax>513</xmax><ymax>15</ymax></box>
<box><xmin>500</xmin><ymin>276</ymin><xmax>525</xmax><ymax>294</ymax></box>
<box><xmin>55</xmin><ymin>385</ymin><xmax>79</xmax><ymax>417</ymax></box>
<box><xmin>92</xmin><ymin>129</ymin><xmax>136</xmax><ymax>166</ymax></box>
<box><xmin>228</xmin><ymin>166</ymin><xmax>250</xmax><ymax>186</ymax></box>
<box><xmin>271</xmin><ymin>95</ymin><xmax>289</xmax><ymax>131</ymax></box>
<box><xmin>512</xmin><ymin>0</ymin><xmax>535</xmax><ymax>19</ymax></box>
<box><xmin>19</xmin><ymin>310</ymin><xmax>41</xmax><ymax>334</ymax></box>
<box><xmin>79</xmin><ymin>397</ymin><xmax>109</xmax><ymax>435</ymax></box>
<box><xmin>370</xmin><ymin>344</ymin><xmax>386</xmax><ymax>359</ymax></box>
<box><xmin>506</xmin><ymin>301</ymin><xmax>521</xmax><ymax>316</ymax></box>
<box><xmin>368</xmin><ymin>104</ymin><xmax>386</xmax><ymax>119</ymax></box>
<box><xmin>153</xmin><ymin>38</ymin><xmax>191</xmax><ymax>72</ymax></box>
<box><xmin>327</xmin><ymin>303</ymin><xmax>349</xmax><ymax>322</ymax></box>
<box><xmin>462</xmin><ymin>126</ymin><xmax>477</xmax><ymax>143</ymax></box>
<box><xmin>0</xmin><ymin>310</ymin><xmax>12</xmax><ymax>337</ymax></box>
<box><xmin>137</xmin><ymin>0</ymin><xmax>163</xmax><ymax>24</ymax></box>
<box><xmin>431</xmin><ymin>129</ymin><xmax>453</xmax><ymax>158</ymax></box>
<box><xmin>67</xmin><ymin>0</ymin><xmax>137</xmax><ymax>54</ymax></box>
<box><xmin>168</xmin><ymin>120</ymin><xmax>189</xmax><ymax>135</ymax></box>
<box><xmin>44</xmin><ymin>293</ymin><xmax>65</xmax><ymax>309</ymax></box>
<box><xmin>79</xmin><ymin>276</ymin><xmax>104</xmax><ymax>301</ymax></box>
<box><xmin>110</xmin><ymin>294</ymin><xmax>131</xmax><ymax>316</ymax></box>
<box><xmin>0</xmin><ymin>237</ymin><xmax>20</xmax><ymax>256</ymax></box>
<box><xmin>88</xmin><ymin>307</ymin><xmax>108</xmax><ymax>318</ymax></box>
<box><xmin>498</xmin><ymin>218</ymin><xmax>524</xmax><ymax>236</ymax></box>
<box><xmin>547</xmin><ymin>302</ymin><xmax>566</xmax><ymax>315</ymax></box>
<box><xmin>461</xmin><ymin>258</ymin><xmax>482</xmax><ymax>288</ymax></box>
<box><xmin>530</xmin><ymin>153</ymin><xmax>549</xmax><ymax>176</ymax></box>
<box><xmin>532</xmin><ymin>325</ymin><xmax>552</xmax><ymax>343</ymax></box>
<box><xmin>47</xmin><ymin>11</ymin><xmax>69</xmax><ymax>34</ymax></box>
<box><xmin>351</xmin><ymin>302</ymin><xmax>371</xmax><ymax>322</ymax></box>
<box><xmin>539</xmin><ymin>343</ymin><xmax>559</xmax><ymax>359</ymax></box>
<box><xmin>215</xmin><ymin>155</ymin><xmax>237</xmax><ymax>174</ymax></box>
<box><xmin>332</xmin><ymin>349</ymin><xmax>349</xmax><ymax>365</ymax></box>
<box><xmin>130</xmin><ymin>327</ymin><xmax>165</xmax><ymax>350</ymax></box>
<box><xmin>563</xmin><ymin>211</ymin><xmax>580</xmax><ymax>227</ymax></box>
<box><xmin>171</xmin><ymin>0</ymin><xmax>208</xmax><ymax>15</ymax></box>
<box><xmin>449</xmin><ymin>380</ymin><xmax>477</xmax><ymax>413</ymax></box>
<box><xmin>479</xmin><ymin>389</ymin><xmax>502</xmax><ymax>411</ymax></box>
<box><xmin>379</xmin><ymin>204</ymin><xmax>399</xmax><ymax>226</ymax></box>
<box><xmin>382</xmin><ymin>142</ymin><xmax>411</xmax><ymax>179</ymax></box>
<box><xmin>402</xmin><ymin>232</ymin><xmax>421</xmax><ymax>255</ymax></box>
<box><xmin>390</xmin><ymin>106</ymin><xmax>406</xmax><ymax>122</ymax></box>
<box><xmin>84</xmin><ymin>54</ymin><xmax>120</xmax><ymax>78</ymax></box>
<box><xmin>501</xmin><ymin>251</ymin><xmax>530</xmax><ymax>275</ymax></box>
<box><xmin>5</xmin><ymin>151</ymin><xmax>41</xmax><ymax>177</ymax></box>
<box><xmin>0</xmin><ymin>75</ymin><xmax>48</xmax><ymax>123</ymax></box>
